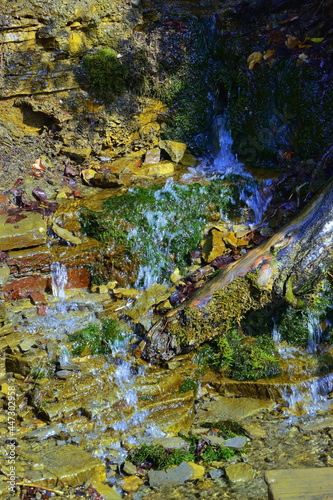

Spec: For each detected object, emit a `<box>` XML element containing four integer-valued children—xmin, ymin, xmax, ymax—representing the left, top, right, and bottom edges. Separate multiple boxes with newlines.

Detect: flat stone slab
<box><xmin>0</xmin><ymin>212</ymin><xmax>46</xmax><ymax>251</ymax></box>
<box><xmin>195</xmin><ymin>396</ymin><xmax>275</xmax><ymax>424</ymax></box>
<box><xmin>265</xmin><ymin>468</ymin><xmax>333</xmax><ymax>499</ymax></box>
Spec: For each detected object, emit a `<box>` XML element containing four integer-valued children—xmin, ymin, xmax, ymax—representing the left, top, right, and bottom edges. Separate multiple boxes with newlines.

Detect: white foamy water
<box><xmin>51</xmin><ymin>262</ymin><xmax>68</xmax><ymax>299</ymax></box>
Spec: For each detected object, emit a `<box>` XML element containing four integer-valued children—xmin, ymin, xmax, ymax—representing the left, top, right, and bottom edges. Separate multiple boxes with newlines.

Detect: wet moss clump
<box><xmin>83</xmin><ymin>49</ymin><xmax>129</xmax><ymax>100</ymax></box>
<box><xmin>177</xmin><ymin>377</ymin><xmax>198</xmax><ymax>394</ymax></box>
<box><xmin>80</xmin><ymin>179</ymin><xmax>240</xmax><ymax>286</ymax></box>
<box><xmin>69</xmin><ymin>319</ymin><xmax>124</xmax><ymax>356</ymax></box>
<box><xmin>169</xmin><ymin>272</ymin><xmax>270</xmax><ymax>346</ymax></box>
<box><xmin>196</xmin><ymin>329</ymin><xmax>280</xmax><ymax>381</ymax></box>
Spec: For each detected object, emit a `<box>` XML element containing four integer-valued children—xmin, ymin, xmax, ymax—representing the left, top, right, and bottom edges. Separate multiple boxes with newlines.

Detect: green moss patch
<box><xmin>80</xmin><ymin>179</ymin><xmax>240</xmax><ymax>286</ymax></box>
<box><xmin>69</xmin><ymin>319</ymin><xmax>124</xmax><ymax>356</ymax></box>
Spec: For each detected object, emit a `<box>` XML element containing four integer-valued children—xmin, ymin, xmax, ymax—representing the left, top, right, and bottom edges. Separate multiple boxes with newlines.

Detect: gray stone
<box><xmin>265</xmin><ymin>468</ymin><xmax>333</xmax><ymax>500</ymax></box>
<box><xmin>209</xmin><ymin>469</ymin><xmax>223</xmax><ymax>480</ymax></box>
<box><xmin>148</xmin><ymin>461</ymin><xmax>203</xmax><ymax>487</ymax></box>
<box><xmin>224</xmin><ymin>436</ymin><xmax>248</xmax><ymax>450</ymax></box>
<box><xmin>19</xmin><ymin>338</ymin><xmax>37</xmax><ymax>352</ymax></box>
<box><xmin>203</xmin><ymin>435</ymin><xmax>226</xmax><ymax>447</ymax></box>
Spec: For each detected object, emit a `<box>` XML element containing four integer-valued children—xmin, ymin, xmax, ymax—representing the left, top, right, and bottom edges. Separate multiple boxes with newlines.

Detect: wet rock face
<box><xmin>0</xmin><ymin>0</ymin><xmax>139</xmax><ymax>98</ymax></box>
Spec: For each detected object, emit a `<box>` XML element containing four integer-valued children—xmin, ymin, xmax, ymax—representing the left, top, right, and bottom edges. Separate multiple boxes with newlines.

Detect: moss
<box><xmin>169</xmin><ymin>273</ymin><xmax>270</xmax><ymax>346</ymax></box>
<box><xmin>177</xmin><ymin>377</ymin><xmax>198</xmax><ymax>394</ymax></box>
<box><xmin>69</xmin><ymin>318</ymin><xmax>124</xmax><ymax>356</ymax></box>
<box><xmin>196</xmin><ymin>329</ymin><xmax>280</xmax><ymax>381</ymax></box>
<box><xmin>201</xmin><ymin>445</ymin><xmax>234</xmax><ymax>462</ymax></box>
<box><xmin>83</xmin><ymin>48</ymin><xmax>129</xmax><ymax>101</ymax></box>
<box><xmin>81</xmin><ymin>179</ymin><xmax>240</xmax><ymax>285</ymax></box>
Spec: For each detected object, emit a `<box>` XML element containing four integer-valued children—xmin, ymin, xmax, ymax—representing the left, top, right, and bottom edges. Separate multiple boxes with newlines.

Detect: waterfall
<box><xmin>51</xmin><ymin>262</ymin><xmax>68</xmax><ymax>299</ymax></box>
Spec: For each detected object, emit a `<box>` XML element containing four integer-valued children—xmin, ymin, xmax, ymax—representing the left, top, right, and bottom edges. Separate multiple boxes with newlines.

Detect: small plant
<box><xmin>83</xmin><ymin>48</ymin><xmax>129</xmax><ymax>100</ymax></box>
<box><xmin>177</xmin><ymin>377</ymin><xmax>198</xmax><ymax>394</ymax></box>
<box><xmin>128</xmin><ymin>444</ymin><xmax>194</xmax><ymax>470</ymax></box>
<box><xmin>201</xmin><ymin>445</ymin><xmax>234</xmax><ymax>462</ymax></box>
<box><xmin>69</xmin><ymin>319</ymin><xmax>124</xmax><ymax>357</ymax></box>
<box><xmin>196</xmin><ymin>329</ymin><xmax>280</xmax><ymax>381</ymax></box>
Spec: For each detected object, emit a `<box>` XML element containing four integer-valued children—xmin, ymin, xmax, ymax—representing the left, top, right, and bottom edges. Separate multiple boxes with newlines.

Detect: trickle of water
<box><xmin>51</xmin><ymin>262</ymin><xmax>68</xmax><ymax>298</ymax></box>
<box><xmin>241</xmin><ymin>182</ymin><xmax>273</xmax><ymax>226</ymax></box>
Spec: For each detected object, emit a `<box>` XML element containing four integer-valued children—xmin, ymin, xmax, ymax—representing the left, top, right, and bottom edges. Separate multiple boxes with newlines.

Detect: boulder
<box><xmin>159</xmin><ymin>140</ymin><xmax>187</xmax><ymax>163</ymax></box>
<box><xmin>0</xmin><ymin>212</ymin><xmax>46</xmax><ymax>251</ymax></box>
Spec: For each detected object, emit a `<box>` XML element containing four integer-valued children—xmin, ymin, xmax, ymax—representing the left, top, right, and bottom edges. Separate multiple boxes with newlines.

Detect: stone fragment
<box><xmin>112</xmin><ymin>288</ymin><xmax>140</xmax><ymax>299</ymax></box>
<box><xmin>148</xmin><ymin>461</ymin><xmax>204</xmax><ymax>488</ymax></box>
<box><xmin>141</xmin><ymin>161</ymin><xmax>174</xmax><ymax>176</ymax></box>
<box><xmin>37</xmin><ymin>305</ymin><xmax>48</xmax><ymax>316</ymax></box>
<box><xmin>224</xmin><ymin>436</ymin><xmax>248</xmax><ymax>450</ymax></box>
<box><xmin>93</xmin><ymin>172</ymin><xmax>124</xmax><ymax>188</ymax></box>
<box><xmin>81</xmin><ymin>169</ymin><xmax>96</xmax><ymax>184</ymax></box>
<box><xmin>207</xmin><ymin>229</ymin><xmax>227</xmax><ymax>263</ymax></box>
<box><xmin>52</xmin><ymin>223</ymin><xmax>82</xmax><ymax>246</ymax></box>
<box><xmin>265</xmin><ymin>468</ymin><xmax>333</xmax><ymax>500</ymax></box>
<box><xmin>61</xmin><ymin>146</ymin><xmax>91</xmax><ymax>161</ymax></box>
<box><xmin>170</xmin><ymin>268</ymin><xmax>183</xmax><ymax>284</ymax></box>
<box><xmin>159</xmin><ymin>140</ymin><xmax>187</xmax><ymax>163</ymax></box>
<box><xmin>145</xmin><ymin>147</ymin><xmax>161</xmax><ymax>164</ymax></box>
<box><xmin>203</xmin><ymin>435</ymin><xmax>226</xmax><ymax>447</ymax></box>
<box><xmin>233</xmin><ymin>224</ymin><xmax>250</xmax><ymax>238</ymax></box>
<box><xmin>123</xmin><ymin>461</ymin><xmax>137</xmax><ymax>475</ymax></box>
<box><xmin>225</xmin><ymin>463</ymin><xmax>256</xmax><ymax>483</ymax></box>
<box><xmin>0</xmin><ymin>264</ymin><xmax>10</xmax><ymax>290</ymax></box>
<box><xmin>125</xmin><ymin>283</ymin><xmax>170</xmax><ymax>320</ymax></box>
<box><xmin>222</xmin><ymin>231</ymin><xmax>238</xmax><ymax>250</ymax></box>
<box><xmin>121</xmin><ymin>475</ymin><xmax>143</xmax><ymax>493</ymax></box>
<box><xmin>30</xmin><ymin>292</ymin><xmax>48</xmax><ymax>305</ymax></box>
<box><xmin>209</xmin><ymin>469</ymin><xmax>223</xmax><ymax>480</ymax></box>
<box><xmin>19</xmin><ymin>338</ymin><xmax>36</xmax><ymax>352</ymax></box>
<box><xmin>0</xmin><ymin>212</ymin><xmax>46</xmax><ymax>251</ymax></box>
<box><xmin>90</xmin><ymin>480</ymin><xmax>122</xmax><ymax>500</ymax></box>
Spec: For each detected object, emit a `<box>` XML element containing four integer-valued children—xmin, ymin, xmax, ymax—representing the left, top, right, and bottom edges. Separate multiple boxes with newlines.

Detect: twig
<box><xmin>13</xmin><ymin>482</ymin><xmax>64</xmax><ymax>495</ymax></box>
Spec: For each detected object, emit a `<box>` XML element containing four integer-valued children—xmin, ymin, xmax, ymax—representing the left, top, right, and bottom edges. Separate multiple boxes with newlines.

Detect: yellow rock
<box><xmin>170</xmin><ymin>268</ymin><xmax>183</xmax><ymax>284</ymax></box>
<box><xmin>121</xmin><ymin>475</ymin><xmax>143</xmax><ymax>493</ymax></box>
<box><xmin>106</xmin><ymin>281</ymin><xmax>118</xmax><ymax>290</ymax></box>
<box><xmin>52</xmin><ymin>223</ymin><xmax>82</xmax><ymax>246</ymax></box>
<box><xmin>222</xmin><ymin>231</ymin><xmax>238</xmax><ymax>250</ymax></box>
<box><xmin>56</xmin><ymin>191</ymin><xmax>69</xmax><ymax>200</ymax></box>
<box><xmin>81</xmin><ymin>169</ymin><xmax>96</xmax><ymax>184</ymax></box>
<box><xmin>207</xmin><ymin>229</ymin><xmax>227</xmax><ymax>262</ymax></box>
<box><xmin>188</xmin><ymin>462</ymin><xmax>205</xmax><ymax>479</ymax></box>
<box><xmin>159</xmin><ymin>139</ymin><xmax>187</xmax><ymax>163</ymax></box>
<box><xmin>141</xmin><ymin>161</ymin><xmax>174</xmax><ymax>176</ymax></box>
<box><xmin>90</xmin><ymin>480</ymin><xmax>122</xmax><ymax>500</ymax></box>
<box><xmin>247</xmin><ymin>51</ymin><xmax>263</xmax><ymax>70</ymax></box>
